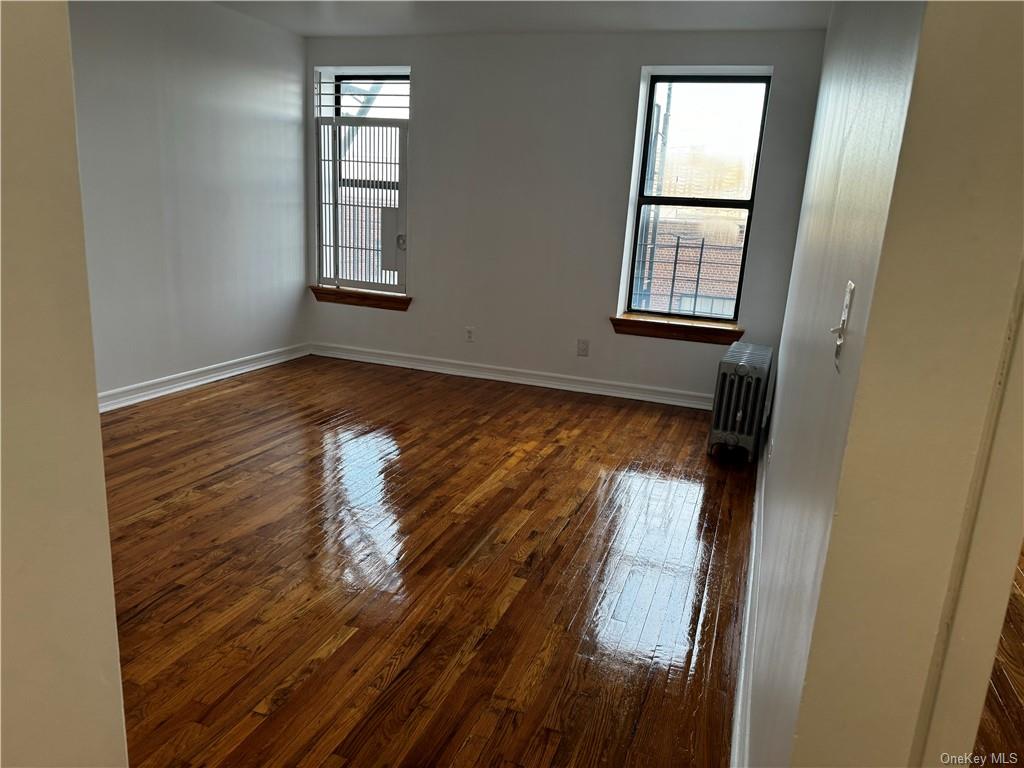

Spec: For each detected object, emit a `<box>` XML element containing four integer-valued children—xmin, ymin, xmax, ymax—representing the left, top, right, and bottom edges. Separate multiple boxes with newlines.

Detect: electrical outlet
<box><xmin>576</xmin><ymin>338</ymin><xmax>590</xmax><ymax>357</ymax></box>
<box><xmin>464</xmin><ymin>326</ymin><xmax>475</xmax><ymax>343</ymax></box>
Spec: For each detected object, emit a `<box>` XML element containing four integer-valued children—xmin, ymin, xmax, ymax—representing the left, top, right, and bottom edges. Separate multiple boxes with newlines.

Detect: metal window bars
<box><xmin>631</xmin><ymin>236</ymin><xmax>743</xmax><ymax>319</ymax></box>
<box><xmin>313</xmin><ymin>73</ymin><xmax>410</xmax><ymax>120</ymax></box>
<box><xmin>316</xmin><ymin>116</ymin><xmax>408</xmax><ymax>293</ymax></box>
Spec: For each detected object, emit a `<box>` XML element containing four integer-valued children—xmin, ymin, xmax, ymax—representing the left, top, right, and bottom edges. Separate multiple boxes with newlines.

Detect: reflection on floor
<box><xmin>976</xmin><ymin>546</ymin><xmax>1024</xmax><ymax>754</ymax></box>
<box><xmin>101</xmin><ymin>355</ymin><xmax>755</xmax><ymax>767</ymax></box>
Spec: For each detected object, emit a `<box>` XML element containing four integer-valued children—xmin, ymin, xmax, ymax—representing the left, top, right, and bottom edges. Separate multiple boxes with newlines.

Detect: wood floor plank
<box><xmin>101</xmin><ymin>355</ymin><xmax>756</xmax><ymax>767</ymax></box>
<box><xmin>976</xmin><ymin>547</ymin><xmax>1024</xmax><ymax>757</ymax></box>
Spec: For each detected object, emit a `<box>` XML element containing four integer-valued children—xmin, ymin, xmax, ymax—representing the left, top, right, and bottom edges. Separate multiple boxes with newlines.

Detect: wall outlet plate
<box><xmin>576</xmin><ymin>338</ymin><xmax>590</xmax><ymax>357</ymax></box>
<box><xmin>465</xmin><ymin>326</ymin><xmax>475</xmax><ymax>343</ymax></box>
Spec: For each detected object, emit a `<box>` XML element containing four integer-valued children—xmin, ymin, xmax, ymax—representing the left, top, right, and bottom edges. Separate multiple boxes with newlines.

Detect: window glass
<box><xmin>644</xmin><ymin>80</ymin><xmax>767</xmax><ymax>201</ymax></box>
<box><xmin>626</xmin><ymin>76</ymin><xmax>770</xmax><ymax>321</ymax></box>
<box><xmin>632</xmin><ymin>205</ymin><xmax>748</xmax><ymax>319</ymax></box>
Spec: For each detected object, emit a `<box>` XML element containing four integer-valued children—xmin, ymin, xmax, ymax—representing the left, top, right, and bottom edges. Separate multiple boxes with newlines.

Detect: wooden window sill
<box><xmin>609</xmin><ymin>313</ymin><xmax>744</xmax><ymax>344</ymax></box>
<box><xmin>309</xmin><ymin>285</ymin><xmax>412</xmax><ymax>311</ymax></box>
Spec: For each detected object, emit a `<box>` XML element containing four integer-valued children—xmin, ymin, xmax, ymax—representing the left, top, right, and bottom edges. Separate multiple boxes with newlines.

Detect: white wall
<box><xmin>793</xmin><ymin>2</ymin><xmax>1022</xmax><ymax>763</ymax></box>
<box><xmin>306</xmin><ymin>31</ymin><xmax>824</xmax><ymax>399</ymax></box>
<box><xmin>70</xmin><ymin>2</ymin><xmax>306</xmax><ymax>394</ymax></box>
<box><xmin>923</xmin><ymin>298</ymin><xmax>1021</xmax><ymax>762</ymax></box>
<box><xmin>743</xmin><ymin>2</ymin><xmax>1024</xmax><ymax>765</ymax></box>
<box><xmin>1</xmin><ymin>3</ymin><xmax>128</xmax><ymax>764</ymax></box>
<box><xmin>743</xmin><ymin>3</ymin><xmax>924</xmax><ymax>765</ymax></box>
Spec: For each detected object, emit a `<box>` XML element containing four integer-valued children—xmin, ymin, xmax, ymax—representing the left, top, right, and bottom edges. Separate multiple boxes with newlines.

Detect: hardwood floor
<box><xmin>101</xmin><ymin>355</ymin><xmax>755</xmax><ymax>767</ymax></box>
<box><xmin>976</xmin><ymin>546</ymin><xmax>1024</xmax><ymax>755</ymax></box>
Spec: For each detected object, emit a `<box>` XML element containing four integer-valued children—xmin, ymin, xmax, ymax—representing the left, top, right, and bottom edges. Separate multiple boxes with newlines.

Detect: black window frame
<box><xmin>627</xmin><ymin>74</ymin><xmax>771</xmax><ymax>322</ymax></box>
<box><xmin>333</xmin><ymin>73</ymin><xmax>411</xmax><ymax>118</ymax></box>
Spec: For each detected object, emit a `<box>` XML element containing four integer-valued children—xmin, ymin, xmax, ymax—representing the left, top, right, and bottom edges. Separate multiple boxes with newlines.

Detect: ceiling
<box><xmin>225</xmin><ymin>1</ymin><xmax>833</xmax><ymax>37</ymax></box>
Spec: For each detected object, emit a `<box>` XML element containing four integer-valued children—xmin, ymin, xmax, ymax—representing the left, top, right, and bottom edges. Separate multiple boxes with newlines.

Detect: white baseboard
<box><xmin>97</xmin><ymin>344</ymin><xmax>311</xmax><ymax>413</ymax></box>
<box><xmin>98</xmin><ymin>341</ymin><xmax>713</xmax><ymax>414</ymax></box>
<box><xmin>731</xmin><ymin>449</ymin><xmax>768</xmax><ymax>767</ymax></box>
<box><xmin>308</xmin><ymin>342</ymin><xmax>713</xmax><ymax>410</ymax></box>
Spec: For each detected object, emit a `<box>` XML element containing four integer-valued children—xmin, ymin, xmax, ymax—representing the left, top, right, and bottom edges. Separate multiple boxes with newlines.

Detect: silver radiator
<box><xmin>708</xmin><ymin>342</ymin><xmax>773</xmax><ymax>461</ymax></box>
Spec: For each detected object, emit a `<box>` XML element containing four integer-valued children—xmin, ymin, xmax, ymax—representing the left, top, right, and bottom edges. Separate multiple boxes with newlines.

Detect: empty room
<box><xmin>2</xmin><ymin>1</ymin><xmax>1022</xmax><ymax>766</ymax></box>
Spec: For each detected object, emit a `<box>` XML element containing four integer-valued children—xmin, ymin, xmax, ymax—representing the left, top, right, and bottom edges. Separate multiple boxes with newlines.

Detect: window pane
<box><xmin>314</xmin><ymin>77</ymin><xmax>410</xmax><ymax>120</ymax></box>
<box><xmin>337</xmin><ymin>79</ymin><xmax>410</xmax><ymax>120</ymax></box>
<box><xmin>631</xmin><ymin>205</ymin><xmax>748</xmax><ymax>319</ymax></box>
<box><xmin>644</xmin><ymin>80</ymin><xmax>766</xmax><ymax>200</ymax></box>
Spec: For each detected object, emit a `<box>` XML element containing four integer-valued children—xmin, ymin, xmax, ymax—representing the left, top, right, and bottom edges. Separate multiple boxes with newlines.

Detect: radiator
<box><xmin>708</xmin><ymin>342</ymin><xmax>773</xmax><ymax>461</ymax></box>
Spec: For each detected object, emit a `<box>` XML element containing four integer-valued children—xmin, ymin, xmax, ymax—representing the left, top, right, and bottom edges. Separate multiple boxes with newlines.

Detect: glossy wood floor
<box><xmin>976</xmin><ymin>545</ymin><xmax>1024</xmax><ymax>755</ymax></box>
<box><xmin>101</xmin><ymin>355</ymin><xmax>755</xmax><ymax>767</ymax></box>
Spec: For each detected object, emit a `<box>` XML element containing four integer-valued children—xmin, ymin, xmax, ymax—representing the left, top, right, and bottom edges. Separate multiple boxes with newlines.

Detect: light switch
<box><xmin>830</xmin><ymin>281</ymin><xmax>855</xmax><ymax>371</ymax></box>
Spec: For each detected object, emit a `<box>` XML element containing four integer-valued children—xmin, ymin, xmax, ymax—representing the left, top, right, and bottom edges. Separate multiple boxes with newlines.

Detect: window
<box><xmin>626</xmin><ymin>76</ymin><xmax>770</xmax><ymax>321</ymax></box>
<box><xmin>314</xmin><ymin>71</ymin><xmax>410</xmax><ymax>294</ymax></box>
